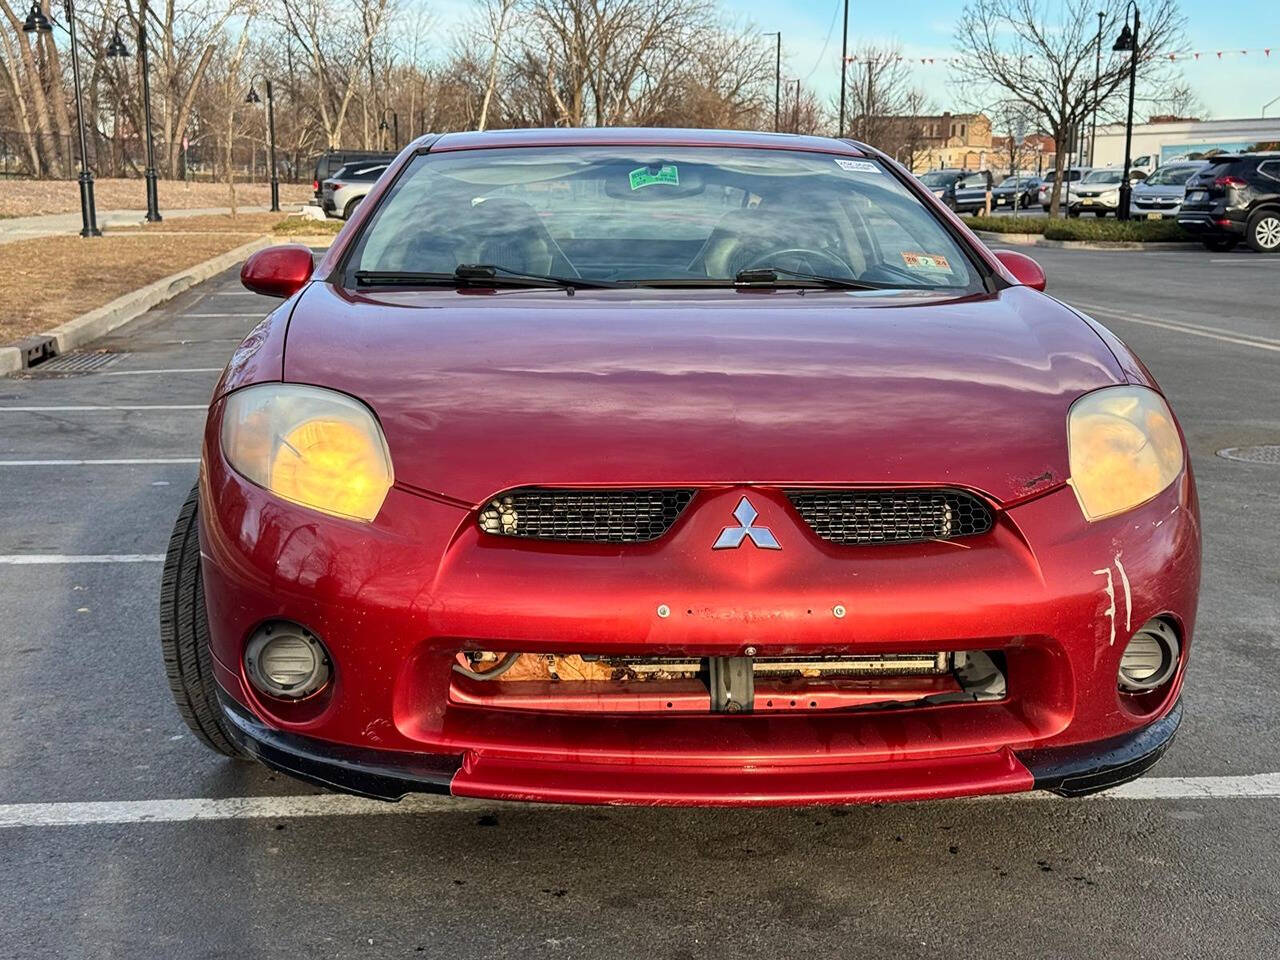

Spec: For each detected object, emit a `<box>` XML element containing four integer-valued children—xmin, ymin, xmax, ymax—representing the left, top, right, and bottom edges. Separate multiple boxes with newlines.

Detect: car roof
<box><xmin>428</xmin><ymin>127</ymin><xmax>868</xmax><ymax>156</ymax></box>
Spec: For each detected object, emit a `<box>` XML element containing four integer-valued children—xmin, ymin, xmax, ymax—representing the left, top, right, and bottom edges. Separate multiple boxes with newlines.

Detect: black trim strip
<box><xmin>218</xmin><ymin>694</ymin><xmax>461</xmax><ymax>801</ymax></box>
<box><xmin>1017</xmin><ymin>700</ymin><xmax>1182</xmax><ymax>798</ymax></box>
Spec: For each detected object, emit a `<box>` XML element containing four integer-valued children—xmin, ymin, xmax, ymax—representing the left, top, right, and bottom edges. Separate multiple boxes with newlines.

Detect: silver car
<box><xmin>320</xmin><ymin>161</ymin><xmax>389</xmax><ymax>220</ymax></box>
<box><xmin>1129</xmin><ymin>161</ymin><xmax>1209</xmax><ymax>220</ymax></box>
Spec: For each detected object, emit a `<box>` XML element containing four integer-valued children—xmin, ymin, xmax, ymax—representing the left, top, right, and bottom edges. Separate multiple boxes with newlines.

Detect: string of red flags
<box><xmin>844</xmin><ymin>48</ymin><xmax>1274</xmax><ymax>66</ymax></box>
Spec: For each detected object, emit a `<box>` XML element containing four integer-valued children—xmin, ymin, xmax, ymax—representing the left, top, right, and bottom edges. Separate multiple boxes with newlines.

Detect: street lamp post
<box><xmin>378</xmin><ymin>109</ymin><xmax>400</xmax><ymax>151</ymax></box>
<box><xmin>1113</xmin><ymin>3</ymin><xmax>1140</xmax><ymax>221</ymax></box>
<box><xmin>106</xmin><ymin>2</ymin><xmax>162</xmax><ymax>221</ymax></box>
<box><xmin>762</xmin><ymin>32</ymin><xmax>781</xmax><ymax>132</ymax></box>
<box><xmin>1090</xmin><ymin>10</ymin><xmax>1104</xmax><ymax>166</ymax></box>
<box><xmin>245</xmin><ymin>78</ymin><xmax>280</xmax><ymax>212</ymax></box>
<box><xmin>24</xmin><ymin>1</ymin><xmax>100</xmax><ymax>236</ymax></box>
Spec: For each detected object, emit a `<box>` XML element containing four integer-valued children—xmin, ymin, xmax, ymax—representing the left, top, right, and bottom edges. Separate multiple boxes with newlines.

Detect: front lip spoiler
<box><xmin>1016</xmin><ymin>699</ymin><xmax>1182</xmax><ymax>798</ymax></box>
<box><xmin>218</xmin><ymin>694</ymin><xmax>461</xmax><ymax>801</ymax></box>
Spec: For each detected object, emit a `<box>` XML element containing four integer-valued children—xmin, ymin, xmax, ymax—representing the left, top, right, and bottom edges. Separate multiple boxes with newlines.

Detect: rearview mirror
<box><xmin>241</xmin><ymin>244</ymin><xmax>315</xmax><ymax>298</ymax></box>
<box><xmin>993</xmin><ymin>250</ymin><xmax>1046</xmax><ymax>292</ymax></box>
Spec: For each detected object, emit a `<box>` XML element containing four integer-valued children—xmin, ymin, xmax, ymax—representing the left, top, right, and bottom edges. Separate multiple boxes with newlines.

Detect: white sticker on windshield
<box><xmin>834</xmin><ymin>158</ymin><xmax>880</xmax><ymax>174</ymax></box>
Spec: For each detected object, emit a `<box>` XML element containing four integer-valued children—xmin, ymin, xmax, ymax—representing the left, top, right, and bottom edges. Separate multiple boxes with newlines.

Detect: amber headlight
<box><xmin>1067</xmin><ymin>385</ymin><xmax>1183</xmax><ymax>521</ymax></box>
<box><xmin>220</xmin><ymin>384</ymin><xmax>393</xmax><ymax>522</ymax></box>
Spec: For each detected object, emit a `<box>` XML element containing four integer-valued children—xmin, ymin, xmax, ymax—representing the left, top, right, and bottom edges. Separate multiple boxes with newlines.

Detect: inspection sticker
<box><xmin>629</xmin><ymin>164</ymin><xmax>679</xmax><ymax>190</ymax></box>
<box><xmin>901</xmin><ymin>251</ymin><xmax>951</xmax><ymax>271</ymax></box>
<box><xmin>833</xmin><ymin>158</ymin><xmax>879</xmax><ymax>174</ymax></box>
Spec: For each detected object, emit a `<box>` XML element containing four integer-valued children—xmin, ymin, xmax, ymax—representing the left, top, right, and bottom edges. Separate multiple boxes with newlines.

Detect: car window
<box><xmin>957</xmin><ymin>173</ymin><xmax>988</xmax><ymax>189</ymax></box>
<box><xmin>919</xmin><ymin>171</ymin><xmax>958</xmax><ymax>188</ymax></box>
<box><xmin>1143</xmin><ymin>165</ymin><xmax>1201</xmax><ymax>186</ymax></box>
<box><xmin>1082</xmin><ymin>170</ymin><xmax>1123</xmax><ymax>184</ymax></box>
<box><xmin>350</xmin><ymin>146</ymin><xmax>982</xmax><ymax>291</ymax></box>
<box><xmin>1258</xmin><ymin>160</ymin><xmax>1280</xmax><ymax>182</ymax></box>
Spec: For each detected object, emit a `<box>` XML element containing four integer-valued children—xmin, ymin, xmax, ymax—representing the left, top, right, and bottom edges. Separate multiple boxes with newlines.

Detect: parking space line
<box><xmin>179</xmin><ymin>313</ymin><xmax>263</xmax><ymax>318</ymax></box>
<box><xmin>1075</xmin><ymin>303</ymin><xmax>1280</xmax><ymax>354</ymax></box>
<box><xmin>0</xmin><ymin>405</ymin><xmax>206</xmax><ymax>412</ymax></box>
<box><xmin>1</xmin><ymin>774</ymin><xmax>1277</xmax><ymax>828</ymax></box>
<box><xmin>101</xmin><ymin>368</ymin><xmax>221</xmax><ymax>377</ymax></box>
<box><xmin>0</xmin><ymin>554</ymin><xmax>164</xmax><ymax>564</ymax></box>
<box><xmin>0</xmin><ymin>458</ymin><xmax>198</xmax><ymax>466</ymax></box>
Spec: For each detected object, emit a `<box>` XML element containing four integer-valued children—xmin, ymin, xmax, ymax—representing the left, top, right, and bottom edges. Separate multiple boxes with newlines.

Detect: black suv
<box><xmin>1177</xmin><ymin>153</ymin><xmax>1280</xmax><ymax>252</ymax></box>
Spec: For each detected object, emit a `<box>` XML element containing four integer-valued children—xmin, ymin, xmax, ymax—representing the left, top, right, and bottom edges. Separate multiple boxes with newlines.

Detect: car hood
<box><xmin>282</xmin><ymin>283</ymin><xmax>1123</xmax><ymax>505</ymax></box>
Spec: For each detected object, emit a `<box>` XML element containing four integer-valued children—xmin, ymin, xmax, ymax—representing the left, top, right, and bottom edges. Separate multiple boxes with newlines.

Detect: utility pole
<box><xmin>791</xmin><ymin>79</ymin><xmax>802</xmax><ymax>134</ymax></box>
<box><xmin>763</xmin><ymin>32</ymin><xmax>782</xmax><ymax>132</ymax></box>
<box><xmin>838</xmin><ymin>0</ymin><xmax>849</xmax><ymax>137</ymax></box>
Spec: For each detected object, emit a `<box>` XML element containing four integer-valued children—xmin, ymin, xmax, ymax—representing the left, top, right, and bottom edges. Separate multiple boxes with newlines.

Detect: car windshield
<box><xmin>1082</xmin><ymin>170</ymin><xmax>1123</xmax><ymax>184</ymax></box>
<box><xmin>1143</xmin><ymin>165</ymin><xmax>1201</xmax><ymax>186</ymax></box>
<box><xmin>349</xmin><ymin>146</ymin><xmax>981</xmax><ymax>290</ymax></box>
<box><xmin>998</xmin><ymin>176</ymin><xmax>1028</xmax><ymax>187</ymax></box>
<box><xmin>918</xmin><ymin>171</ymin><xmax>959</xmax><ymax>188</ymax></box>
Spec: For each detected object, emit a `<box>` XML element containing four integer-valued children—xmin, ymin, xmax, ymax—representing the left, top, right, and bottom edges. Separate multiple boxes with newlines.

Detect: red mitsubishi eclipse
<box><xmin>160</xmin><ymin>128</ymin><xmax>1199</xmax><ymax>806</ymax></box>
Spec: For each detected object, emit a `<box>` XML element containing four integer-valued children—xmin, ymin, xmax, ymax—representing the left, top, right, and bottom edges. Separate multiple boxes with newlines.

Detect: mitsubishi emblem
<box><xmin>713</xmin><ymin>496</ymin><xmax>781</xmax><ymax>550</ymax></box>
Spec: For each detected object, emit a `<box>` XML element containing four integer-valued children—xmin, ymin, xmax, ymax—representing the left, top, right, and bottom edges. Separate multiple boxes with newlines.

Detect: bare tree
<box><xmin>841</xmin><ymin>44</ymin><xmax>933</xmax><ymax>162</ymax></box>
<box><xmin>952</xmin><ymin>0</ymin><xmax>1185</xmax><ymax>215</ymax></box>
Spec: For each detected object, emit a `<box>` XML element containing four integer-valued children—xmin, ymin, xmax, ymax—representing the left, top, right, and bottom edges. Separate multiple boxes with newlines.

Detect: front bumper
<box><xmin>219</xmin><ymin>692</ymin><xmax>1182</xmax><ymax>803</ymax></box>
<box><xmin>199</xmin><ymin>432</ymin><xmax>1199</xmax><ymax>806</ymax></box>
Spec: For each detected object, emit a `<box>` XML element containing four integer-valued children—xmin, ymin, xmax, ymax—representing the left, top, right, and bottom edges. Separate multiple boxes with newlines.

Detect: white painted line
<box><xmin>101</xmin><ymin>367</ymin><xmax>221</xmax><ymax>376</ymax></box>
<box><xmin>1077</xmin><ymin>303</ymin><xmax>1280</xmax><ymax>354</ymax></box>
<box><xmin>0</xmin><ymin>405</ymin><xmax>205</xmax><ymax>412</ymax></box>
<box><xmin>179</xmin><ymin>313</ymin><xmax>262</xmax><ymax>318</ymax></box>
<box><xmin>0</xmin><ymin>774</ymin><xmax>1278</xmax><ymax>828</ymax></box>
<box><xmin>0</xmin><ymin>458</ymin><xmax>198</xmax><ymax>466</ymax></box>
<box><xmin>1076</xmin><ymin>302</ymin><xmax>1280</xmax><ymax>347</ymax></box>
<box><xmin>0</xmin><ymin>554</ymin><xmax>164</xmax><ymax>564</ymax></box>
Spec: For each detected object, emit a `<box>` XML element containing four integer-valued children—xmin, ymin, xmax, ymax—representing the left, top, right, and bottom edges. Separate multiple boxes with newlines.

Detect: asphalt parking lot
<box><xmin>1</xmin><ymin>245</ymin><xmax>1278</xmax><ymax>958</ymax></box>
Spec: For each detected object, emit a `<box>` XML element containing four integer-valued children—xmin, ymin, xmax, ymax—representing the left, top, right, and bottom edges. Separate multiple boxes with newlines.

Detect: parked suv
<box><xmin>1069</xmin><ymin>167</ymin><xmax>1131</xmax><ymax>218</ymax></box>
<box><xmin>1177</xmin><ymin>154</ymin><xmax>1280</xmax><ymax>252</ymax></box>
<box><xmin>321</xmin><ymin>161</ymin><xmax>389</xmax><ymax>219</ymax></box>
<box><xmin>1037</xmin><ymin>166</ymin><xmax>1090</xmax><ymax>211</ymax></box>
<box><xmin>311</xmin><ymin>150</ymin><xmax>395</xmax><ymax>203</ymax></box>
<box><xmin>1129</xmin><ymin>161</ymin><xmax>1207</xmax><ymax>219</ymax></box>
<box><xmin>918</xmin><ymin>169</ymin><xmax>994</xmax><ymax>214</ymax></box>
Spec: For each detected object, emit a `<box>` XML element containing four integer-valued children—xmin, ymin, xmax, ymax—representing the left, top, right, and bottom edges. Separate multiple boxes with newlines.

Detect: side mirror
<box><xmin>993</xmin><ymin>250</ymin><xmax>1046</xmax><ymax>292</ymax></box>
<box><xmin>241</xmin><ymin>244</ymin><xmax>315</xmax><ymax>298</ymax></box>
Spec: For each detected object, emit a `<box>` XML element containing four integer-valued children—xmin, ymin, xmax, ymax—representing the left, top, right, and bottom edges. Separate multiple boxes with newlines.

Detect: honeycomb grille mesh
<box><xmin>479</xmin><ymin>489</ymin><xmax>694</xmax><ymax>543</ymax></box>
<box><xmin>785</xmin><ymin>489</ymin><xmax>992</xmax><ymax>544</ymax></box>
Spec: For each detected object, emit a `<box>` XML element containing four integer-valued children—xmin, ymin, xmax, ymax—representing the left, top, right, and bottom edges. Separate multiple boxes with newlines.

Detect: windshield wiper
<box><xmin>354</xmin><ymin>265</ymin><xmax>618</xmax><ymax>291</ymax></box>
<box><xmin>733</xmin><ymin>267</ymin><xmax>887</xmax><ymax>291</ymax></box>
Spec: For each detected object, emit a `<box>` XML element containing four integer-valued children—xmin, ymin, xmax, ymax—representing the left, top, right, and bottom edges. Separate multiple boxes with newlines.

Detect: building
<box><xmin>991</xmin><ymin>133</ymin><xmax>1057</xmax><ymax>177</ymax></box>
<box><xmin>886</xmin><ymin>112</ymin><xmax>993</xmax><ymax>172</ymax></box>
<box><xmin>1093</xmin><ymin>116</ymin><xmax>1280</xmax><ymax>168</ymax></box>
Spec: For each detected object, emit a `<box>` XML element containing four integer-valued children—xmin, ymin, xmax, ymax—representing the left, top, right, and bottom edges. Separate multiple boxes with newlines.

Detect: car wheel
<box><xmin>1202</xmin><ymin>237</ymin><xmax>1239</xmax><ymax>252</ymax></box>
<box><xmin>159</xmin><ymin>482</ymin><xmax>249</xmax><ymax>759</ymax></box>
<box><xmin>343</xmin><ymin>197</ymin><xmax>362</xmax><ymax>220</ymax></box>
<box><xmin>1245</xmin><ymin>210</ymin><xmax>1280</xmax><ymax>253</ymax></box>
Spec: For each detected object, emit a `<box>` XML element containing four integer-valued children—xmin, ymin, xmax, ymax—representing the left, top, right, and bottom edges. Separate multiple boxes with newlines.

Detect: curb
<box><xmin>974</xmin><ymin>229</ymin><xmax>1197</xmax><ymax>251</ymax></box>
<box><xmin>3</xmin><ymin>235</ymin><xmax>273</xmax><ymax>373</ymax></box>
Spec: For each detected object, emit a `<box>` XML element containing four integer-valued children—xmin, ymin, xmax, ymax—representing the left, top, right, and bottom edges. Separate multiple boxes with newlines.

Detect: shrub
<box><xmin>961</xmin><ymin>215</ymin><xmax>1049</xmax><ymax>234</ymax></box>
<box><xmin>1043</xmin><ymin>218</ymin><xmax>1193</xmax><ymax>242</ymax></box>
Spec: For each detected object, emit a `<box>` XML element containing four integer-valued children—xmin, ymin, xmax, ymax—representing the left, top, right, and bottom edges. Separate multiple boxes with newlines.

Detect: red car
<box><xmin>160</xmin><ymin>128</ymin><xmax>1199</xmax><ymax>806</ymax></box>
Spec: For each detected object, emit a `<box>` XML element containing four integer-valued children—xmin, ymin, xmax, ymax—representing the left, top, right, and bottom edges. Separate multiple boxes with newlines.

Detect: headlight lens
<box><xmin>1067</xmin><ymin>386</ymin><xmax>1183</xmax><ymax>521</ymax></box>
<box><xmin>221</xmin><ymin>384</ymin><xmax>393</xmax><ymax>522</ymax></box>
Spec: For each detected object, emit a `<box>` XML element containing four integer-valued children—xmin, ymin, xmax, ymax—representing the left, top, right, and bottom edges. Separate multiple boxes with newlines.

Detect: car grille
<box><xmin>478</xmin><ymin>488</ymin><xmax>695</xmax><ymax>543</ymax></box>
<box><xmin>785</xmin><ymin>489</ymin><xmax>993</xmax><ymax>544</ymax></box>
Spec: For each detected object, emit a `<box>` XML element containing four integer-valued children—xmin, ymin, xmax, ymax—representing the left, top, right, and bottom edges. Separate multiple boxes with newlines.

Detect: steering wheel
<box><xmin>742</xmin><ymin>248</ymin><xmax>855</xmax><ymax>279</ymax></box>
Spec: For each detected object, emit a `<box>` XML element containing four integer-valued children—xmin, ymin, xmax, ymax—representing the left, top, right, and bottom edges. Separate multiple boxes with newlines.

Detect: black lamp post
<box><xmin>245</xmin><ymin>78</ymin><xmax>280</xmax><ymax>212</ymax></box>
<box><xmin>378</xmin><ymin>109</ymin><xmax>399</xmax><ymax>151</ymax></box>
<box><xmin>106</xmin><ymin>3</ymin><xmax>162</xmax><ymax>221</ymax></box>
<box><xmin>762</xmin><ymin>32</ymin><xmax>781</xmax><ymax>132</ymax></box>
<box><xmin>25</xmin><ymin>1</ymin><xmax>100</xmax><ymax>236</ymax></box>
<box><xmin>1113</xmin><ymin>2</ymin><xmax>1140</xmax><ymax>220</ymax></box>
<box><xmin>1090</xmin><ymin>10</ymin><xmax>1103</xmax><ymax>166</ymax></box>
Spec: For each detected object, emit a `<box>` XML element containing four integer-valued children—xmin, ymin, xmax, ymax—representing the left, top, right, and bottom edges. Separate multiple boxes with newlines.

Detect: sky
<box><xmin>429</xmin><ymin>0</ymin><xmax>1280</xmax><ymax>123</ymax></box>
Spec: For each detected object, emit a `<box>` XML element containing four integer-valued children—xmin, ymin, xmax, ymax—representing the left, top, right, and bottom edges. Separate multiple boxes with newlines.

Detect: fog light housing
<box><xmin>1118</xmin><ymin>619</ymin><xmax>1180</xmax><ymax>693</ymax></box>
<box><xmin>244</xmin><ymin>622</ymin><xmax>331</xmax><ymax>699</ymax></box>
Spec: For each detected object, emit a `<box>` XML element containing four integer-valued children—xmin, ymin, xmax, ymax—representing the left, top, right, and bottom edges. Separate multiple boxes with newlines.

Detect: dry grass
<box><xmin>0</xmin><ymin>229</ymin><xmax>269</xmax><ymax>343</ymax></box>
<box><xmin>111</xmin><ymin>212</ymin><xmax>289</xmax><ymax>235</ymax></box>
<box><xmin>0</xmin><ymin>178</ymin><xmax>313</xmax><ymax>218</ymax></box>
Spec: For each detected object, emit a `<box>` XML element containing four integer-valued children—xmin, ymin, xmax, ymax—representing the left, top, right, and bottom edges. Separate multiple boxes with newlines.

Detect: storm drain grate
<box><xmin>33</xmin><ymin>352</ymin><xmax>129</xmax><ymax>374</ymax></box>
<box><xmin>1217</xmin><ymin>445</ymin><xmax>1280</xmax><ymax>465</ymax></box>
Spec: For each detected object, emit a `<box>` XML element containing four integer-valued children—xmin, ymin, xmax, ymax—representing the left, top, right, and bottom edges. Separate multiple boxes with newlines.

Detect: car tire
<box><xmin>1245</xmin><ymin>210</ymin><xmax>1280</xmax><ymax>253</ymax></box>
<box><xmin>342</xmin><ymin>197</ymin><xmax>362</xmax><ymax>220</ymax></box>
<box><xmin>160</xmin><ymin>482</ymin><xmax>249</xmax><ymax>759</ymax></box>
<box><xmin>1202</xmin><ymin>237</ymin><xmax>1239</xmax><ymax>252</ymax></box>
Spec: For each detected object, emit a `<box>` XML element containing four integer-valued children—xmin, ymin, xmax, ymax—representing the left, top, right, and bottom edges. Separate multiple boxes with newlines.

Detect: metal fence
<box><xmin>0</xmin><ymin>129</ymin><xmax>308</xmax><ymax>182</ymax></box>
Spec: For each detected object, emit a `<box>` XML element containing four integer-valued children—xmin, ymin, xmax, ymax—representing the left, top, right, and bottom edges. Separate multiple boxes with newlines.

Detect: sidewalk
<box><xmin>0</xmin><ymin>205</ymin><xmax>284</xmax><ymax>245</ymax></box>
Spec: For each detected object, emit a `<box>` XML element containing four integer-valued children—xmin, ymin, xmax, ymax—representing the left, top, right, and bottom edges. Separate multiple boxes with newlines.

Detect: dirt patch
<box><xmin>0</xmin><ymin>179</ymin><xmax>313</xmax><ymax>218</ymax></box>
<box><xmin>0</xmin><ymin>230</ymin><xmax>268</xmax><ymax>343</ymax></box>
<box><xmin>111</xmin><ymin>212</ymin><xmax>288</xmax><ymax>235</ymax></box>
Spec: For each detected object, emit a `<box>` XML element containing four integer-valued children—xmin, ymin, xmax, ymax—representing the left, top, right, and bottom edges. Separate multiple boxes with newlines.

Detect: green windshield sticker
<box><xmin>629</xmin><ymin>164</ymin><xmax>679</xmax><ymax>190</ymax></box>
